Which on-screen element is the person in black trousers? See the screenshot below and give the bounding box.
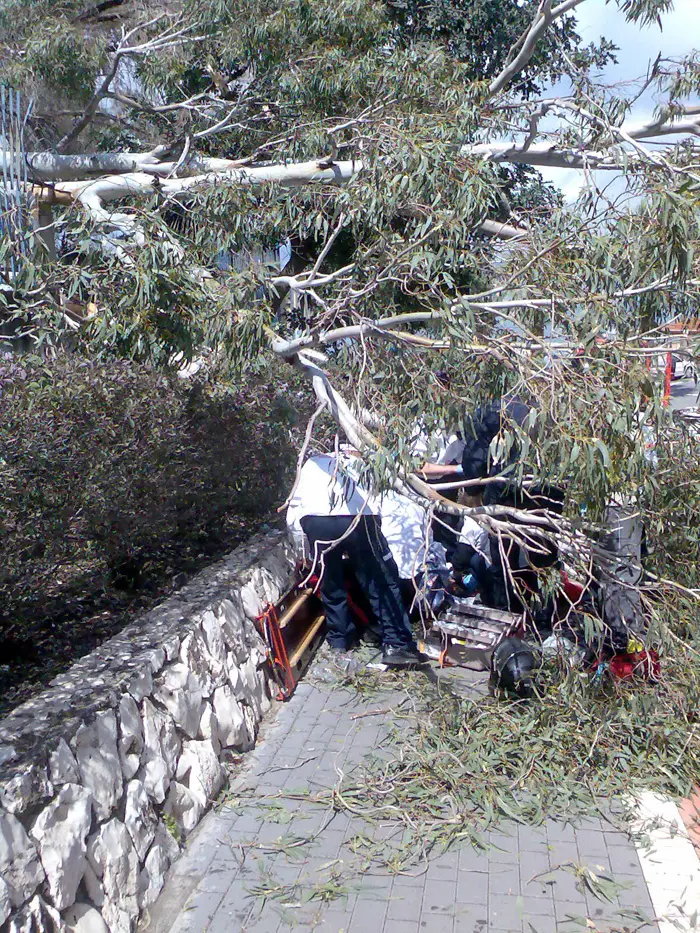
[460,399,564,613]
[300,513,420,664]
[286,455,423,667]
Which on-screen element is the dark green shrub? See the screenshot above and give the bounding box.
[0,353,307,661]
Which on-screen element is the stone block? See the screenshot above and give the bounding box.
[7,894,65,933]
[212,686,246,749]
[239,582,263,621]
[217,598,247,658]
[153,663,204,739]
[197,702,221,756]
[139,699,180,804]
[0,875,12,926]
[125,665,153,705]
[137,823,179,910]
[199,611,228,672]
[48,740,80,787]
[241,706,256,751]
[124,780,157,862]
[30,783,93,911]
[0,764,54,816]
[100,900,132,933]
[63,903,109,933]
[0,809,46,908]
[163,782,203,836]
[226,656,244,695]
[176,740,224,809]
[179,631,219,697]
[0,745,17,767]
[86,819,139,932]
[72,712,123,821]
[117,695,143,781]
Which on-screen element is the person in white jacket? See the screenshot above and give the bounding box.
[286,454,422,667]
[376,490,447,581]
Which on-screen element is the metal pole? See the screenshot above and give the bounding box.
[0,84,12,278]
[663,351,673,406]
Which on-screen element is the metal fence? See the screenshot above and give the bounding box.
[0,85,32,280]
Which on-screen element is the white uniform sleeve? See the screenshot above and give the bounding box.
[458,515,491,565]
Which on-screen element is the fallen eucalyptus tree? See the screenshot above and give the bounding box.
[0,0,698,608]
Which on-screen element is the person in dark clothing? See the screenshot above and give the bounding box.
[286,454,422,667]
[460,399,564,612]
[300,514,416,656]
[451,540,496,605]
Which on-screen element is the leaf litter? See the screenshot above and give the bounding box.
[221,603,700,928]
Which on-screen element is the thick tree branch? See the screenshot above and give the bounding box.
[488,0,587,98]
[56,15,207,152]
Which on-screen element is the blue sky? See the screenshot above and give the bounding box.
[539,0,700,198]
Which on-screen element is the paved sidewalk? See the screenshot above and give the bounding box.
[146,668,660,933]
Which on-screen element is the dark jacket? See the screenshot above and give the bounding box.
[461,399,532,506]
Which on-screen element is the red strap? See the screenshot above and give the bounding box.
[256,603,296,701]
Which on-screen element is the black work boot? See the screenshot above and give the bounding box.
[382,644,429,667]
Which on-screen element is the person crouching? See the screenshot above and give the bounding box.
[286,454,423,667]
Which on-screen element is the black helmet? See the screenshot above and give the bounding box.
[492,637,536,698]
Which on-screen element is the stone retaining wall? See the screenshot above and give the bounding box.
[0,530,296,933]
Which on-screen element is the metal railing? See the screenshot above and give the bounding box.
[0,85,32,280]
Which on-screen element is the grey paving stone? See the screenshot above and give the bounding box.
[426,851,460,881]
[490,827,520,852]
[578,854,613,875]
[522,915,557,933]
[232,811,266,835]
[573,829,608,858]
[422,878,457,915]
[544,842,579,868]
[311,908,356,931]
[546,870,583,903]
[602,829,635,848]
[310,829,346,859]
[380,920,421,933]
[200,882,252,933]
[456,870,488,905]
[608,844,643,875]
[489,864,521,896]
[520,895,555,918]
[584,897,615,921]
[454,902,489,931]
[393,870,428,887]
[199,861,239,894]
[519,850,551,885]
[420,915,455,933]
[488,893,524,931]
[545,823,576,844]
[489,847,520,866]
[574,816,603,832]
[349,896,388,932]
[552,898,588,922]
[518,827,549,854]
[387,882,424,920]
[457,842,488,869]
[239,913,281,933]
[263,858,302,886]
[616,876,655,909]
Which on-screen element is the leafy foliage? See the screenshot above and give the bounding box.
[0,0,699,721]
[388,0,616,98]
[0,353,313,711]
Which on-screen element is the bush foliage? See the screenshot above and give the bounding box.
[0,353,310,702]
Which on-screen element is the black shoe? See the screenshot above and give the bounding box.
[382,645,429,667]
